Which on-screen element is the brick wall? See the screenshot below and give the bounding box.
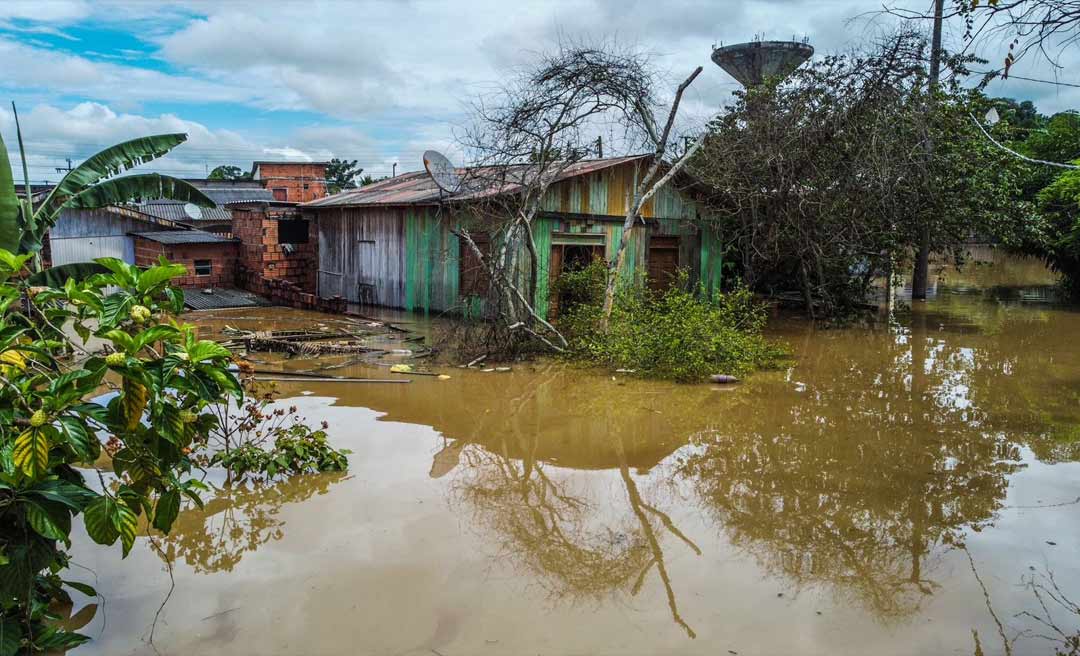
[232,206,318,293]
[253,162,328,202]
[132,236,238,288]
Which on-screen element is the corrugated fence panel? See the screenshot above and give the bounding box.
[51,235,133,266]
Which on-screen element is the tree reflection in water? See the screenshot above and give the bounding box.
[158,472,347,574]
[442,369,703,637]
[676,306,1030,620]
[451,435,701,638]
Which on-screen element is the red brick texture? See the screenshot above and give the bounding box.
[231,206,344,313]
[132,236,237,288]
[253,162,328,203]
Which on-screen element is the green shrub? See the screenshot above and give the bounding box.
[558,262,786,382]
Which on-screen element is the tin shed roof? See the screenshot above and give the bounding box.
[303,155,649,209]
[130,230,239,245]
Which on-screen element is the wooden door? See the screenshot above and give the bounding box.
[647,236,679,292]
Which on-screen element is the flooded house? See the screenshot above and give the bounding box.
[302,155,725,317]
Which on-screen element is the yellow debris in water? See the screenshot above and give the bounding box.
[390,364,413,373]
[438,374,451,380]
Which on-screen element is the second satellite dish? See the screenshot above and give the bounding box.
[183,202,203,221]
[423,150,460,194]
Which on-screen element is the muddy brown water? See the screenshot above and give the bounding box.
[71,253,1080,655]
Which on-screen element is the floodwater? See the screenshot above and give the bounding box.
[71,252,1080,655]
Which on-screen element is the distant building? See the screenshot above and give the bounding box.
[134,179,275,234]
[250,161,329,203]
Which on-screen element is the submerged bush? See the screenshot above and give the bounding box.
[556,262,786,382]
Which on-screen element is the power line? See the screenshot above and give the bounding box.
[972,70,1080,88]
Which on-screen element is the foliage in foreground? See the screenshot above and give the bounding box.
[0,252,349,654]
[0,253,238,653]
[202,383,349,481]
[555,262,786,382]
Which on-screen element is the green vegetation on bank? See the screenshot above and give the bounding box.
[555,262,786,382]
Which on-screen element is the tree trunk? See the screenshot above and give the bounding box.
[912,0,944,301]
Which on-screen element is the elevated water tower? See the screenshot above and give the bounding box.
[711,38,813,87]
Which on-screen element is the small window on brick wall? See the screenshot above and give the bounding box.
[272,187,288,201]
[277,219,310,244]
[194,259,212,276]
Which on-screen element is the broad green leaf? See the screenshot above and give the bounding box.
[61,174,214,215]
[0,131,20,255]
[100,293,134,327]
[96,259,136,288]
[0,617,23,656]
[82,496,120,546]
[37,133,192,221]
[63,579,97,598]
[57,415,99,462]
[187,340,232,363]
[120,378,149,431]
[136,263,187,293]
[102,329,135,354]
[22,499,70,541]
[112,501,138,556]
[26,479,98,510]
[134,325,180,351]
[27,262,110,288]
[13,429,49,479]
[152,490,180,534]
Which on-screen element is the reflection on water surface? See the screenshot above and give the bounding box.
[73,253,1080,655]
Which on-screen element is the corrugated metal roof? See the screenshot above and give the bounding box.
[182,287,273,310]
[130,230,239,245]
[136,201,234,224]
[303,155,650,208]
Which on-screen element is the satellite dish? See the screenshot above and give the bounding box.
[984,107,1001,126]
[423,150,460,194]
[183,202,203,221]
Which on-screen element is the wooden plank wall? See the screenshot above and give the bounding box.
[315,207,407,307]
[404,207,459,314]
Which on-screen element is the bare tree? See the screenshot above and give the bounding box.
[457,39,708,351]
[883,0,1080,71]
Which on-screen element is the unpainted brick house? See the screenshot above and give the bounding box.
[131,231,239,288]
[232,205,317,293]
[250,161,329,203]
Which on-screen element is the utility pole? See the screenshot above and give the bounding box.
[392,162,398,178]
[54,158,74,175]
[595,136,603,158]
[912,0,944,301]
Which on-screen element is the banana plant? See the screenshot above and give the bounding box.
[0,106,213,275]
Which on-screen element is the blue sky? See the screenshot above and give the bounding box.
[1,0,1076,185]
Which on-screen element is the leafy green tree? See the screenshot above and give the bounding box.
[0,125,212,270]
[326,158,362,194]
[207,165,252,181]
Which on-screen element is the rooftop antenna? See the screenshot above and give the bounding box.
[711,37,814,87]
[422,150,460,195]
[183,202,203,221]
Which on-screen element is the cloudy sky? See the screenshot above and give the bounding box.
[1,0,1076,184]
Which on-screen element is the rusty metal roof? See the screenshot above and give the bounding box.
[302,155,650,209]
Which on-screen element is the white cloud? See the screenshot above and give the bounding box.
[0,102,393,183]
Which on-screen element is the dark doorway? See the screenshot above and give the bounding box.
[549,242,604,319]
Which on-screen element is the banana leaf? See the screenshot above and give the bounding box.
[26,262,108,288]
[59,174,214,211]
[0,130,19,254]
[38,133,190,221]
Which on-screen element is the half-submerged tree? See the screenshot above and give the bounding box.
[457,40,706,352]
